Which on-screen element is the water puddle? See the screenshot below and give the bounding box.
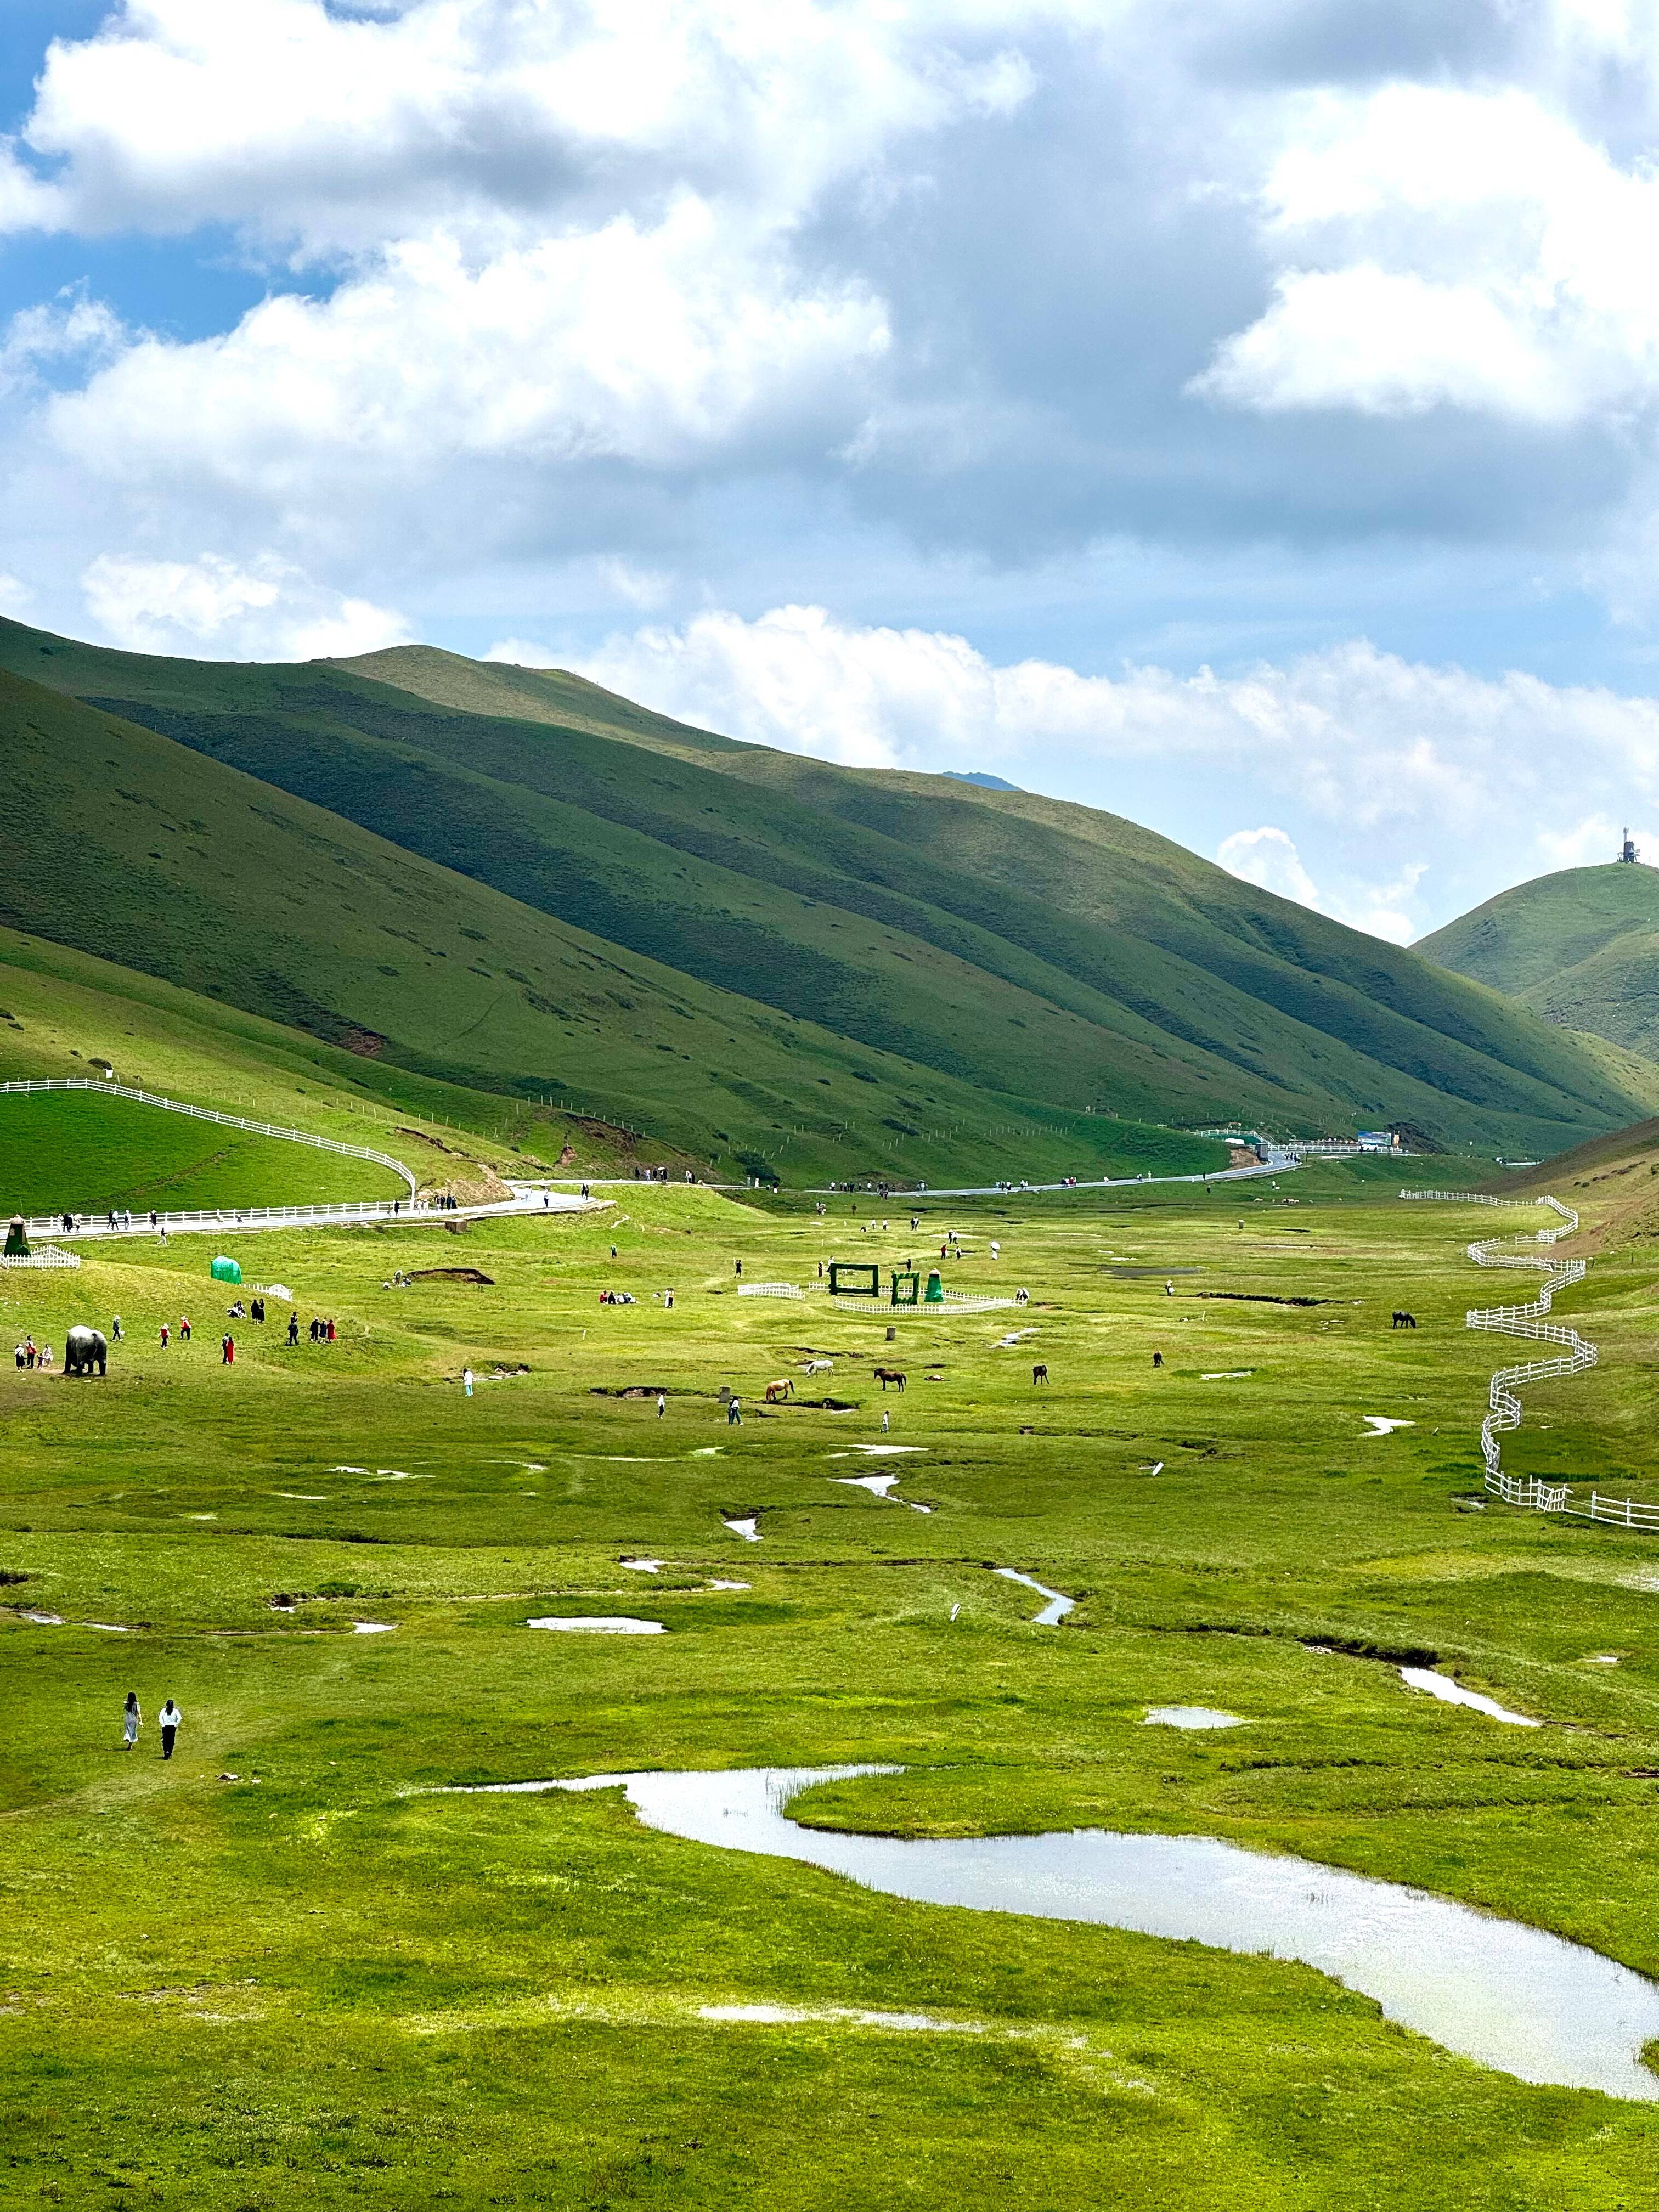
[723,1516,760,1543]
[331,1464,369,1473]
[1144,1707,1243,1730]
[829,1445,926,1458]
[527,1616,667,1635]
[20,1610,63,1626]
[991,1568,1075,1625]
[86,1622,132,1633]
[352,1621,396,1635]
[706,1579,751,1592]
[1200,1369,1254,1381]
[620,1558,665,1573]
[698,2003,982,2034]
[1400,1667,1538,1728]
[1364,1417,1415,1437]
[440,1764,1659,2099]
[273,1492,326,1502]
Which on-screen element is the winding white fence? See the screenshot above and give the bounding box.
[1404,1190,1617,1519]
[0,1078,417,1201]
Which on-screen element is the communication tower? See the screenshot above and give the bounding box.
[1620,827,1639,864]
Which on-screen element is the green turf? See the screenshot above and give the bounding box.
[5,1116,1659,2207]
[2,615,1655,1164]
[0,1088,409,1215]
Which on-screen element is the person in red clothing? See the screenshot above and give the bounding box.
[179,1314,191,1342]
[221,1333,234,1365]
[326,1317,336,1343]
[159,1323,169,1349]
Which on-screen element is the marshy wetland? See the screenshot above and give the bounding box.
[8,1150,1659,2206]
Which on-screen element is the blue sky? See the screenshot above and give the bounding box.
[6,2,1659,943]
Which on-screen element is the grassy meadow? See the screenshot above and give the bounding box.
[3,1125,1659,2207]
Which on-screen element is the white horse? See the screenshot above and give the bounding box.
[803,1358,834,1375]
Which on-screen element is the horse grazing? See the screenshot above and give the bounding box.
[1031,1363,1049,1385]
[803,1358,833,1376]
[764,1378,794,1402]
[1391,1310,1418,1330]
[873,1367,907,1392]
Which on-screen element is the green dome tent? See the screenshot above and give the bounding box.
[210,1255,242,1285]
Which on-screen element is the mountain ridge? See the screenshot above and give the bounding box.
[1,614,1656,1166]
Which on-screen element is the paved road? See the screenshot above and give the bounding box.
[22,1186,604,1244]
[849,1155,1302,1201]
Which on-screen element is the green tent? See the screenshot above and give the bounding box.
[210,1255,242,1285]
[4,1216,29,1259]
[923,1268,945,1305]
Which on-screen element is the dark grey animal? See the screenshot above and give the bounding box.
[64,1325,108,1376]
[1032,1363,1049,1384]
[1391,1310,1418,1329]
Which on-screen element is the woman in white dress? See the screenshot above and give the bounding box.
[122,1691,140,1751]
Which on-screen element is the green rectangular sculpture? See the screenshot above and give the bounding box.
[890,1270,921,1306]
[828,1261,879,1297]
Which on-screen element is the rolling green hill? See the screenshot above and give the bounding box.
[0,670,1215,1184]
[3,616,1658,1167]
[1417,865,1659,1061]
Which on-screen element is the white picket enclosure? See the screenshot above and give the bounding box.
[1401,1191,1656,1526]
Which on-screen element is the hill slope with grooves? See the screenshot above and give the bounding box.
[1418,864,1659,1061]
[2,617,1657,1160]
[0,666,1217,1184]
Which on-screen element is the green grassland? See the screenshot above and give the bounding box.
[0,1090,410,1216]
[1419,862,1659,1060]
[2,616,1655,1163]
[6,1110,1659,2207]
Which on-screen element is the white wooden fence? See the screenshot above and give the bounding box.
[1401,1192,1651,1525]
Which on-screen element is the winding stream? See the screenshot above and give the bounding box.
[439,1764,1659,2098]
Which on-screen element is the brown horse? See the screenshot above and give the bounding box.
[764,1378,794,1402]
[1032,1363,1049,1385]
[873,1367,907,1391]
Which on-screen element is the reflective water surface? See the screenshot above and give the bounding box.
[448,1764,1659,2098]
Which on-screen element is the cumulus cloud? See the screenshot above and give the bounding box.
[1217,825,1424,944]
[81,551,409,659]
[1198,78,1659,424]
[489,602,1659,936]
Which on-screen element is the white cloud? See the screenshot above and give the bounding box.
[81,551,409,659]
[1198,81,1659,424]
[1217,826,1424,944]
[7,0,1047,255]
[562,604,1659,828]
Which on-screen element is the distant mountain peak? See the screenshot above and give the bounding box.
[941,769,1020,791]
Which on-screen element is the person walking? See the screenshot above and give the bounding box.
[463,1367,475,1398]
[221,1333,234,1365]
[656,1392,666,1418]
[24,1337,35,1369]
[159,1226,167,1248]
[180,1315,191,1342]
[158,1699,181,1760]
[726,1393,742,1425]
[287,1311,299,1345]
[159,1323,169,1350]
[111,1315,123,1342]
[122,1691,141,1751]
[734,1259,742,1278]
[12,1343,22,1372]
[881,1408,890,1434]
[326,1318,336,1343]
